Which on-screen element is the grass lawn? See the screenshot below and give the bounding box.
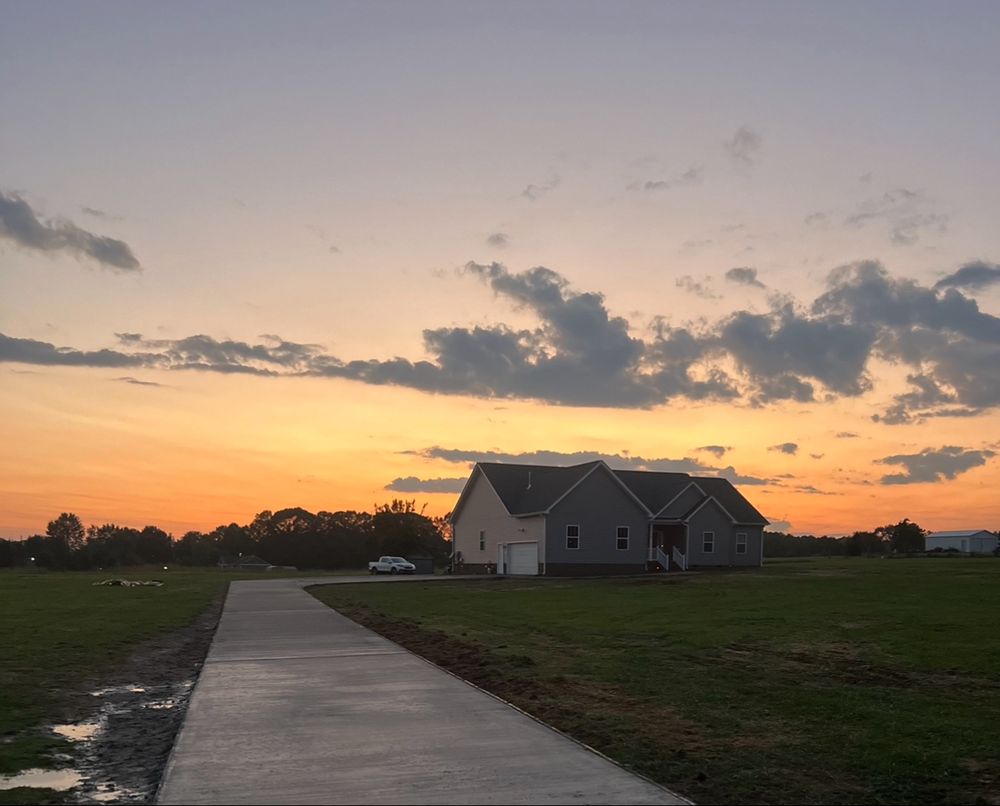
[310,558,1000,805]
[0,567,341,790]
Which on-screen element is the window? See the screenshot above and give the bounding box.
[616,526,629,551]
[736,532,747,554]
[479,530,485,551]
[566,524,580,550]
[702,531,715,553]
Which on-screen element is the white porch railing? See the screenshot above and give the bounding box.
[656,546,671,570]
[672,546,687,571]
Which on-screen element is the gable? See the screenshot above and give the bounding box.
[549,463,650,519]
[656,483,705,519]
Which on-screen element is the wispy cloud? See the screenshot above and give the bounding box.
[385,476,467,493]
[675,275,719,299]
[630,166,702,192]
[933,261,1000,293]
[486,232,510,248]
[725,267,765,289]
[522,175,560,201]
[724,126,762,165]
[0,190,140,271]
[877,446,995,485]
[769,442,799,455]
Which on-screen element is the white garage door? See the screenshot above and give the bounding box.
[508,542,538,576]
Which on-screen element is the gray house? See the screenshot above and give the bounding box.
[450,460,768,576]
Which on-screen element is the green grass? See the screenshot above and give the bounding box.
[0,567,339,779]
[309,558,1000,805]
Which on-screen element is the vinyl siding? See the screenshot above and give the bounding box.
[453,470,545,568]
[686,499,763,567]
[658,484,704,518]
[545,467,649,567]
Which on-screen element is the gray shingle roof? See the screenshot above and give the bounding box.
[473,461,767,524]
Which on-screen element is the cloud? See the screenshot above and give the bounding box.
[522,175,560,201]
[2,257,997,422]
[114,376,164,387]
[933,261,1000,293]
[632,166,702,192]
[725,267,765,289]
[844,188,947,246]
[877,446,995,485]
[695,445,730,458]
[486,232,509,248]
[676,275,719,299]
[765,518,791,532]
[809,453,824,460]
[724,127,762,165]
[0,190,140,271]
[409,446,717,474]
[80,206,122,221]
[769,442,799,455]
[836,431,860,438]
[385,476,467,493]
[804,212,828,226]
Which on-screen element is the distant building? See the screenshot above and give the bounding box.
[925,530,998,555]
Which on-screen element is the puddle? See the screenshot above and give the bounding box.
[0,767,81,791]
[53,721,103,741]
[89,684,146,697]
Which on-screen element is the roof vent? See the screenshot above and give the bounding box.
[526,471,532,490]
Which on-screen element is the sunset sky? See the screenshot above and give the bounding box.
[2,1,999,538]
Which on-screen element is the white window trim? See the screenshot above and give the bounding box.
[566,524,581,550]
[616,525,629,551]
[702,530,715,553]
[736,531,747,554]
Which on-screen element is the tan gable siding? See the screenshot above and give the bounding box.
[453,470,545,568]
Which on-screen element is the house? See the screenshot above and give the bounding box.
[925,530,998,555]
[450,460,768,576]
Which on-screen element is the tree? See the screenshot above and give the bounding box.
[47,512,85,552]
[876,519,925,554]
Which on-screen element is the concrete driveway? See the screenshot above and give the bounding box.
[157,576,688,805]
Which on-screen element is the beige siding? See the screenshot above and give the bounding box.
[453,471,545,567]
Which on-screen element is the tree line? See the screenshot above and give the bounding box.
[0,500,452,571]
[763,519,994,557]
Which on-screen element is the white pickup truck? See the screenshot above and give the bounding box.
[368,556,416,575]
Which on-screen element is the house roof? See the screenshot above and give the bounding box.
[468,461,767,525]
[926,530,995,539]
[477,461,600,515]
[237,554,271,566]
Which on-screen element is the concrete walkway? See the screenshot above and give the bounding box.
[157,576,688,805]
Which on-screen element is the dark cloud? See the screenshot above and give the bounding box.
[486,232,510,248]
[385,476,467,493]
[877,446,996,485]
[522,175,560,201]
[725,267,765,289]
[114,376,164,387]
[933,261,1000,293]
[695,445,730,458]
[632,167,702,192]
[409,446,716,474]
[0,190,140,271]
[724,127,762,165]
[836,432,860,438]
[810,453,824,460]
[1,258,997,421]
[407,446,774,486]
[769,442,799,455]
[675,275,719,299]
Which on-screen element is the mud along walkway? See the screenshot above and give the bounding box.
[157,576,686,805]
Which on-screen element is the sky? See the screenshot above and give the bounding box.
[2,1,999,538]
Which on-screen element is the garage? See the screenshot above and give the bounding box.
[506,542,539,576]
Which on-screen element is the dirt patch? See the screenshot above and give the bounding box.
[44,591,225,803]
[320,598,807,805]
